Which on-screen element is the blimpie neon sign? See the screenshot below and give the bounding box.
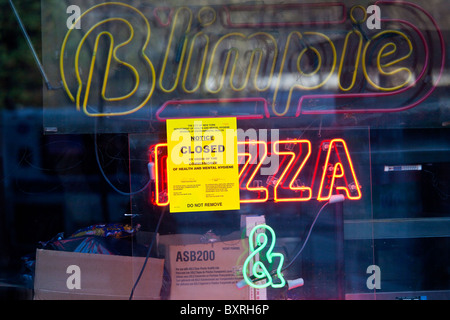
[58,1,444,120]
[150,138,361,206]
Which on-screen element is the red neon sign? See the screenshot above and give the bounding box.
[312,139,362,201]
[272,140,312,202]
[149,138,362,206]
[238,141,269,203]
[150,143,170,206]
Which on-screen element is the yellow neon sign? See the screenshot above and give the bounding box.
[60,2,155,117]
[58,1,443,118]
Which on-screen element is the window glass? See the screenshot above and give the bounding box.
[0,0,449,301]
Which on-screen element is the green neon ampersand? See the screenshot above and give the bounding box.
[243,224,286,289]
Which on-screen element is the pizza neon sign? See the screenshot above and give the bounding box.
[149,138,362,206]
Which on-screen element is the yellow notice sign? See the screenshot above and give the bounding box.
[166,118,240,213]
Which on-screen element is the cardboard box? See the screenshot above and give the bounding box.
[166,239,250,300]
[34,249,164,300]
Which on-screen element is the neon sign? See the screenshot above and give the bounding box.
[313,139,362,201]
[243,224,285,289]
[272,140,312,202]
[55,1,444,122]
[149,138,362,206]
[238,141,269,204]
